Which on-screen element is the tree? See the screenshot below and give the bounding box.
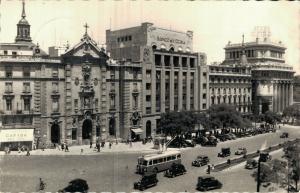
[207,104,247,130]
[283,104,300,124]
[159,111,197,136]
[262,111,281,126]
[283,140,300,191]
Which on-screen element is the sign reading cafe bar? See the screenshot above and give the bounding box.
[0,129,34,142]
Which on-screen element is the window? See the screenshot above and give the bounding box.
[133,95,138,108]
[110,95,115,108]
[6,70,12,78]
[12,51,17,58]
[182,57,187,67]
[4,50,7,55]
[146,83,151,90]
[203,93,207,99]
[23,68,30,78]
[146,70,151,79]
[52,98,59,112]
[146,107,151,114]
[167,156,172,161]
[153,159,158,164]
[74,99,78,109]
[155,55,161,66]
[6,98,12,111]
[117,38,120,42]
[52,67,58,77]
[5,82,13,93]
[190,58,195,68]
[133,69,138,79]
[72,128,77,140]
[23,82,30,93]
[24,98,31,111]
[146,95,151,102]
[202,103,206,109]
[177,154,181,159]
[52,82,59,93]
[149,160,152,165]
[95,98,98,109]
[203,83,207,89]
[173,56,179,67]
[128,36,132,41]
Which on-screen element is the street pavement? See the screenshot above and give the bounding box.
[0,124,299,192]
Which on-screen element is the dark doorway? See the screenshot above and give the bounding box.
[82,119,92,139]
[96,126,100,137]
[262,102,269,114]
[51,124,60,143]
[109,118,115,136]
[146,121,151,137]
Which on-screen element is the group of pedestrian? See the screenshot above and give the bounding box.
[206,164,215,174]
[54,142,69,152]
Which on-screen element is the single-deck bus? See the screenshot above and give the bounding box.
[136,150,182,174]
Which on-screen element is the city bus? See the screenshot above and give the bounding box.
[136,150,182,174]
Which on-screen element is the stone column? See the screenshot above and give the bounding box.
[284,83,288,110]
[160,55,165,113]
[170,56,175,111]
[273,83,278,112]
[78,119,83,145]
[186,61,191,110]
[258,97,262,114]
[178,57,183,110]
[92,119,96,143]
[289,82,293,105]
[278,83,282,112]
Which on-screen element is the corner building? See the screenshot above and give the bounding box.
[222,38,295,114]
[106,22,208,138]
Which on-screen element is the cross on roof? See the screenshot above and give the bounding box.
[84,23,89,35]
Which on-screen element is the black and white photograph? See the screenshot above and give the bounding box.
[0,0,299,192]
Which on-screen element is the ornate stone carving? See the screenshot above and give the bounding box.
[94,78,98,86]
[75,77,79,86]
[82,63,91,81]
[143,48,151,63]
[130,111,141,126]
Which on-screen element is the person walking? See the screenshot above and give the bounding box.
[26,149,30,156]
[90,141,93,148]
[207,164,211,174]
[109,142,112,149]
[61,143,64,151]
[39,178,46,191]
[96,142,100,152]
[65,144,69,152]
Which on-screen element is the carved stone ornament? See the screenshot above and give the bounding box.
[94,78,98,86]
[75,77,79,86]
[82,63,91,81]
[130,111,141,126]
[143,48,151,63]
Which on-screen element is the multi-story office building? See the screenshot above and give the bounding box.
[208,63,252,113]
[222,37,295,114]
[106,22,208,137]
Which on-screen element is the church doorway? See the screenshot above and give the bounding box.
[146,121,151,137]
[109,118,115,136]
[82,119,92,139]
[51,123,60,143]
[262,102,270,114]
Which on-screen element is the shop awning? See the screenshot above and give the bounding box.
[131,128,143,135]
[0,129,34,143]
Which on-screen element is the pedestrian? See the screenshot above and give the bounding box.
[65,144,69,152]
[109,142,112,149]
[61,143,64,151]
[26,149,30,156]
[116,138,118,145]
[90,141,93,148]
[81,148,84,154]
[39,178,46,191]
[97,143,100,152]
[57,143,61,151]
[207,164,211,174]
[53,143,56,149]
[211,164,215,171]
[129,140,132,148]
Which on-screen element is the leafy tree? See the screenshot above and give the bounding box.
[207,104,246,129]
[283,104,300,124]
[262,111,281,126]
[159,111,197,136]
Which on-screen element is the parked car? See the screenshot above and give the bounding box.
[280,132,289,138]
[164,163,186,178]
[245,159,258,169]
[196,176,222,191]
[201,136,218,146]
[218,147,231,157]
[192,155,210,167]
[58,179,89,193]
[227,133,237,140]
[235,147,247,155]
[185,139,195,147]
[133,173,158,191]
[217,134,228,142]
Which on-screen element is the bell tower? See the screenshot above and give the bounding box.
[15,0,32,42]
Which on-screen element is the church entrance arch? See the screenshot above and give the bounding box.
[146,121,151,137]
[82,119,92,139]
[109,118,116,136]
[51,123,60,143]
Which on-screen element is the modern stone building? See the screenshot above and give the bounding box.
[208,63,252,114]
[106,22,208,137]
[222,37,295,114]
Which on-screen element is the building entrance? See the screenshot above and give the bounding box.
[51,124,60,143]
[82,119,92,139]
[109,118,115,136]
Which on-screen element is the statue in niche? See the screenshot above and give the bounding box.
[131,111,141,126]
[82,63,91,82]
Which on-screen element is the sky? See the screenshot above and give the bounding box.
[0,0,299,74]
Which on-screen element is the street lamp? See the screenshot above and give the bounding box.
[257,152,269,192]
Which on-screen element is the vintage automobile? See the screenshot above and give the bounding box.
[164,163,186,178]
[280,132,289,138]
[201,136,218,146]
[58,179,89,193]
[245,159,258,169]
[235,147,247,155]
[227,133,237,140]
[192,155,210,167]
[217,134,228,142]
[217,147,231,157]
[196,176,222,191]
[133,173,158,191]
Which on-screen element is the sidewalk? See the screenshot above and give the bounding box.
[0,141,159,156]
